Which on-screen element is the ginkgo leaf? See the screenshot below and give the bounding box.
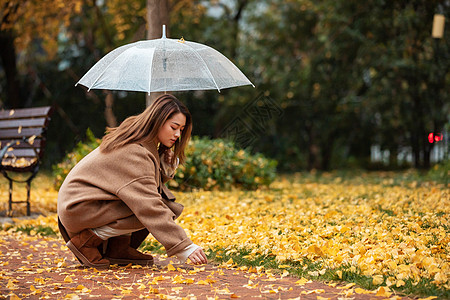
[6,294,20,300]
[337,283,355,289]
[7,279,19,290]
[354,287,373,294]
[295,278,310,285]
[372,275,384,285]
[278,264,290,268]
[301,289,325,294]
[375,286,392,297]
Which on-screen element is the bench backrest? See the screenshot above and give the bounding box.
[0,106,53,170]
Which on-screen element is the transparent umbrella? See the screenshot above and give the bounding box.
[76,26,254,94]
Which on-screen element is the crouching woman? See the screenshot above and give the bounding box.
[57,94,207,268]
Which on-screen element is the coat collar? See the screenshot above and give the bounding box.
[139,138,160,165]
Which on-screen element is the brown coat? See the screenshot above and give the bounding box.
[57,139,192,257]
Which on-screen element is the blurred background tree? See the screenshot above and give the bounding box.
[0,0,448,171]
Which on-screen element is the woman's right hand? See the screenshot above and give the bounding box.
[188,247,208,265]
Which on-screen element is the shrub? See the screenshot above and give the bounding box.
[52,129,100,189]
[52,133,277,191]
[427,159,450,184]
[170,137,277,190]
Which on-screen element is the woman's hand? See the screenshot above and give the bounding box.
[188,247,208,265]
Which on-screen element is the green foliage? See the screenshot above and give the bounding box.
[52,129,100,189]
[427,160,450,184]
[52,133,277,191]
[2,0,449,172]
[172,137,277,190]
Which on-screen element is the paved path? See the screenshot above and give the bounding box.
[0,231,414,299]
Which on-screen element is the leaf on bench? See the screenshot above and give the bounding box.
[9,109,15,116]
[18,125,22,134]
[1,157,37,168]
[28,135,37,145]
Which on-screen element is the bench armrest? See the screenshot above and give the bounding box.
[0,141,15,166]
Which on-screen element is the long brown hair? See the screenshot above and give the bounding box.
[100,94,192,164]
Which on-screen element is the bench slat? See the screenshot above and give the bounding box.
[3,148,41,158]
[0,118,48,129]
[0,128,45,139]
[0,107,52,120]
[0,139,43,149]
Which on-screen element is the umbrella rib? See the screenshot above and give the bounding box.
[147,44,156,95]
[182,43,221,92]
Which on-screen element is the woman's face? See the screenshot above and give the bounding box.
[156,112,186,148]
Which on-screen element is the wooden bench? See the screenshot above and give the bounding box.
[0,106,53,216]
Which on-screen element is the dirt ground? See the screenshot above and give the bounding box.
[0,231,415,300]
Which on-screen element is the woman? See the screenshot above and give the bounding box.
[57,94,207,268]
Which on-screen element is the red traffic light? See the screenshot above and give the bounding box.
[428,133,443,143]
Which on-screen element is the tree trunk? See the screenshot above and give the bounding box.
[92,0,118,128]
[411,133,421,168]
[229,0,248,59]
[146,0,169,106]
[306,124,320,170]
[104,91,118,128]
[0,30,22,108]
[389,146,398,168]
[321,137,335,171]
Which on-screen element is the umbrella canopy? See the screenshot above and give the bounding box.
[76,26,254,94]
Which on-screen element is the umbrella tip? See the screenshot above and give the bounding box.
[162,25,166,39]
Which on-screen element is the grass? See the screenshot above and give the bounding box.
[206,246,450,299]
[14,224,57,236]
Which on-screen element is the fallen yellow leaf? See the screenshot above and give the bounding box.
[375,286,392,298]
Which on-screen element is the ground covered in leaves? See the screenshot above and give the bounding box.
[0,171,448,299]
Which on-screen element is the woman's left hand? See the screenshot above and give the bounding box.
[188,247,208,265]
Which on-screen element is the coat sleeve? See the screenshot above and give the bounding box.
[115,149,192,257]
[117,176,192,256]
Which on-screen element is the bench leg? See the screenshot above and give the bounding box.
[3,169,36,216]
[5,175,31,216]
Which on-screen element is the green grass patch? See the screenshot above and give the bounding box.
[14,224,57,236]
[206,246,449,299]
[140,240,166,255]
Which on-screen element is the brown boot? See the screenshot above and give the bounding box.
[130,228,149,249]
[105,235,154,266]
[66,229,110,268]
